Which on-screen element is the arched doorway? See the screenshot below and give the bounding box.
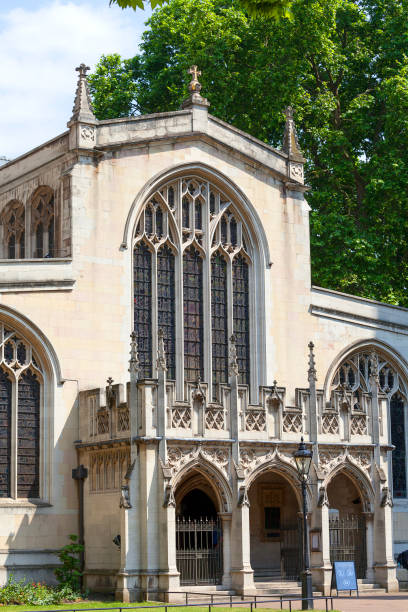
[327,471,367,578]
[248,470,302,581]
[175,471,223,586]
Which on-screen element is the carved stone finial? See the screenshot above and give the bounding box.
[282,105,303,160]
[181,65,210,110]
[157,328,167,372]
[229,334,239,378]
[317,485,329,508]
[69,63,96,124]
[369,351,379,387]
[308,341,317,383]
[106,377,114,409]
[129,332,140,375]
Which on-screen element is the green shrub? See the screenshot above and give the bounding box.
[0,574,80,605]
[55,534,84,590]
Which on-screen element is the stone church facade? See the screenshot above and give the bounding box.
[0,64,407,599]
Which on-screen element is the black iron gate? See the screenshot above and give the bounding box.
[329,514,367,579]
[280,518,303,580]
[176,517,223,585]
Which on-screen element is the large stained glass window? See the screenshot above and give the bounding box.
[158,246,176,379]
[211,252,228,395]
[233,254,250,385]
[133,241,152,378]
[183,246,203,382]
[391,393,406,497]
[0,370,11,497]
[132,176,254,394]
[17,370,40,498]
[0,325,43,499]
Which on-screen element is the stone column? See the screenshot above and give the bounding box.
[219,513,232,588]
[313,485,332,595]
[374,488,398,591]
[115,333,141,602]
[230,495,254,594]
[364,512,375,582]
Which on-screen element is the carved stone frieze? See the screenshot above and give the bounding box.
[318,450,344,474]
[166,445,230,479]
[238,445,296,478]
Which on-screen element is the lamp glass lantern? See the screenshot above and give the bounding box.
[293,437,313,480]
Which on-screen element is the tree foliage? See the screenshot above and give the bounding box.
[109,0,292,18]
[94,0,408,306]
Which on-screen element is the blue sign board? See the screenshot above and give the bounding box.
[331,561,358,595]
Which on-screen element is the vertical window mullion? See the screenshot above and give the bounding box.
[133,242,153,378]
[11,378,17,498]
[211,253,228,400]
[152,248,158,378]
[183,247,203,383]
[157,246,176,379]
[0,370,12,498]
[232,254,250,386]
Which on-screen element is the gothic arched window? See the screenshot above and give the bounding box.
[331,349,407,498]
[0,324,42,499]
[1,200,25,260]
[31,188,55,258]
[133,176,254,397]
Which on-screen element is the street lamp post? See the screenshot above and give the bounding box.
[293,437,314,610]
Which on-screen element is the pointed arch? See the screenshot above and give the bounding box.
[121,162,271,270]
[172,453,233,513]
[323,459,375,513]
[323,338,408,404]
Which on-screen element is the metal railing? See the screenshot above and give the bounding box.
[34,594,335,612]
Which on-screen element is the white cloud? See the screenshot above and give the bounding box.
[0,1,150,159]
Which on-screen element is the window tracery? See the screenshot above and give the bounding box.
[133,176,253,396]
[331,349,407,497]
[31,188,55,258]
[1,201,25,259]
[0,324,42,499]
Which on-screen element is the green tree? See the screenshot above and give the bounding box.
[88,54,139,119]
[109,0,292,18]
[93,0,408,306]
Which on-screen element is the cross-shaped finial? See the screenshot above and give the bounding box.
[76,63,90,77]
[188,65,201,82]
[188,65,202,93]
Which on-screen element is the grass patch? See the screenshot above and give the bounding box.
[0,604,341,612]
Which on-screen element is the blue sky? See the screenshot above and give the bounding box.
[0,1,151,159]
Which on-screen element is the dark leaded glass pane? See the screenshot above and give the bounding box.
[17,343,26,365]
[48,219,54,256]
[133,242,152,378]
[221,216,228,245]
[182,197,190,228]
[168,186,174,209]
[230,217,237,246]
[233,254,250,385]
[157,246,176,379]
[8,235,15,259]
[19,231,25,259]
[0,370,11,498]
[183,246,203,382]
[211,253,228,396]
[391,394,406,497]
[36,223,43,258]
[210,192,215,214]
[195,201,202,230]
[156,207,164,238]
[18,370,40,498]
[4,341,13,364]
[145,207,153,235]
